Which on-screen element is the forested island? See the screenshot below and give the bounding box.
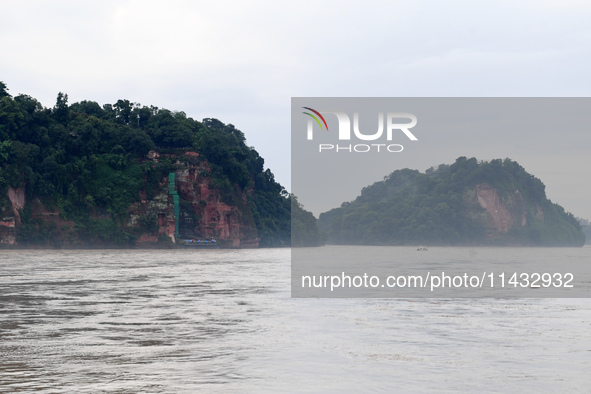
[1,83,584,248]
[318,157,585,246]
[0,82,321,248]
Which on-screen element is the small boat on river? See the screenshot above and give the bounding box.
[180,238,219,248]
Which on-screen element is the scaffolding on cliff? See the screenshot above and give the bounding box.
[168,173,179,240]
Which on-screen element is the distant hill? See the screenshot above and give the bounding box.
[0,82,320,248]
[582,225,591,245]
[318,157,585,246]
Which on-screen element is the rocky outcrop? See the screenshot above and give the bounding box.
[0,217,16,245]
[2,151,260,248]
[174,164,259,247]
[467,183,548,241]
[129,152,259,248]
[475,184,526,233]
[0,186,25,245]
[8,186,25,224]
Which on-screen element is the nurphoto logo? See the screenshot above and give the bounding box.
[302,107,418,153]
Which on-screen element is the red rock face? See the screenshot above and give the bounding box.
[0,218,15,228]
[475,183,531,235]
[2,152,260,248]
[138,234,158,243]
[0,218,16,245]
[1,192,77,246]
[174,165,259,247]
[8,186,25,224]
[476,184,513,233]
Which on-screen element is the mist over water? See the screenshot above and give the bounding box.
[1,249,590,392]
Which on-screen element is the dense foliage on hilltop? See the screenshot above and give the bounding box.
[318,156,584,246]
[0,82,313,247]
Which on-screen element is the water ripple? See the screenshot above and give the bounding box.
[0,248,589,392]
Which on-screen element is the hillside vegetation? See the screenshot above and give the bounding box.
[0,82,318,247]
[318,157,585,246]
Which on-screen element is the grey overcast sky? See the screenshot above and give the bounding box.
[2,1,591,219]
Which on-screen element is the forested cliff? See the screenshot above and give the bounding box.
[0,82,317,248]
[318,157,585,246]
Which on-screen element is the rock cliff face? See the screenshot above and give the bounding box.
[126,153,260,248]
[175,166,259,247]
[8,186,25,224]
[1,151,260,248]
[467,183,545,239]
[0,186,25,245]
[167,156,258,247]
[0,216,16,245]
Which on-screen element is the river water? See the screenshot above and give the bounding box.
[0,248,590,392]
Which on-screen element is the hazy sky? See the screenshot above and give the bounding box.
[2,0,591,218]
[292,98,591,218]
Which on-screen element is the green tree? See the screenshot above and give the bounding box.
[53,92,69,124]
[0,81,9,98]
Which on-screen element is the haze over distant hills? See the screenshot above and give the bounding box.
[318,157,585,247]
[579,219,591,245]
